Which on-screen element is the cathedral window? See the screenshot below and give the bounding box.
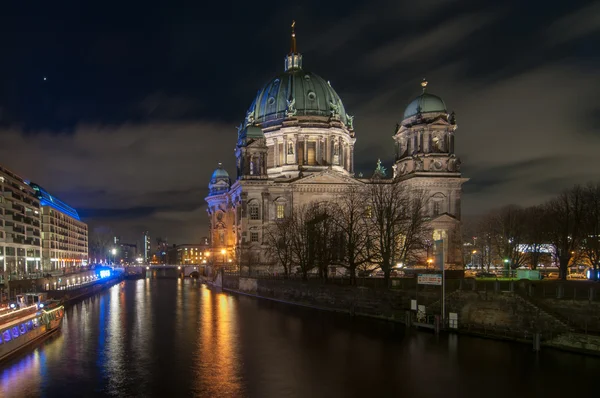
[249,204,259,220]
[276,204,285,219]
[433,201,441,216]
[250,232,259,243]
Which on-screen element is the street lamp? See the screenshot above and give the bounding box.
[111,248,117,265]
[503,258,510,278]
[427,258,433,268]
[221,249,226,264]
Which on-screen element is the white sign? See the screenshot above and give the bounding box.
[449,312,458,329]
[411,299,417,311]
[418,274,442,285]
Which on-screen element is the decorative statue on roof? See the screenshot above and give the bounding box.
[329,100,340,118]
[347,114,355,130]
[246,111,255,126]
[373,159,387,178]
[286,98,297,117]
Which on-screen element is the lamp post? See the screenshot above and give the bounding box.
[221,249,226,265]
[471,250,477,269]
[503,258,510,278]
[111,248,117,265]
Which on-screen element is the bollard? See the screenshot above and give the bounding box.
[590,287,595,303]
[434,315,440,335]
[528,284,534,297]
[405,310,412,328]
[472,280,477,291]
[557,285,564,299]
[509,281,514,293]
[494,281,500,293]
[533,332,541,352]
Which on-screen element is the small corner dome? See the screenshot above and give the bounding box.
[403,92,447,120]
[210,164,230,180]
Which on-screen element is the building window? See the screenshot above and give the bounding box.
[249,204,259,220]
[433,201,441,216]
[364,205,372,218]
[276,204,285,219]
[250,232,259,243]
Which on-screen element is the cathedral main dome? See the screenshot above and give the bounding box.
[245,69,348,126]
[242,22,349,129]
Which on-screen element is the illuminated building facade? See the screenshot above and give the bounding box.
[30,183,88,271]
[205,24,467,271]
[168,244,211,265]
[143,231,151,263]
[0,165,42,280]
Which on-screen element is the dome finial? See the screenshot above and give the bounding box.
[421,78,428,93]
[284,21,303,71]
[290,20,297,54]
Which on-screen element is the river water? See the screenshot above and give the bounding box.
[1,279,598,397]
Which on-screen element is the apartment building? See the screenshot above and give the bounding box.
[0,166,42,280]
[29,183,88,271]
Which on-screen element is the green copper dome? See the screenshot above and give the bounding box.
[210,164,230,180]
[245,68,348,126]
[403,92,447,120]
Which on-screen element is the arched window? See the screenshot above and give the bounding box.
[249,202,260,220]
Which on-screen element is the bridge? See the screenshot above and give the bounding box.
[125,265,205,279]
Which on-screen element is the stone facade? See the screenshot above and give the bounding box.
[205,30,468,272]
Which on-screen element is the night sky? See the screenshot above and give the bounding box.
[1,1,598,245]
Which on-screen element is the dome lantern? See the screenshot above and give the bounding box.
[285,20,303,72]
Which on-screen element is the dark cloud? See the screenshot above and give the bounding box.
[1,0,598,244]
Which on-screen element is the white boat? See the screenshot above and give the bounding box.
[0,293,64,362]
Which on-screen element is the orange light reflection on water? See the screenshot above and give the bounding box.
[194,285,243,396]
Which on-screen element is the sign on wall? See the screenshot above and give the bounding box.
[417,273,442,285]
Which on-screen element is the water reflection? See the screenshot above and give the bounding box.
[193,285,243,396]
[0,279,599,398]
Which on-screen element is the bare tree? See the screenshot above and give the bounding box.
[486,205,527,274]
[369,180,430,286]
[522,205,550,270]
[287,204,319,281]
[308,202,337,281]
[89,226,114,262]
[581,182,600,280]
[264,217,294,278]
[545,186,585,280]
[331,185,372,284]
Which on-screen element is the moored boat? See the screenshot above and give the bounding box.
[0,293,64,362]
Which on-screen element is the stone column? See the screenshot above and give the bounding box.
[350,145,354,173]
[274,138,279,167]
[303,138,308,165]
[284,136,288,165]
[293,136,298,164]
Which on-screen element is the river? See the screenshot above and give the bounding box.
[1,278,598,397]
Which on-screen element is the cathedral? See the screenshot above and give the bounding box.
[205,23,467,272]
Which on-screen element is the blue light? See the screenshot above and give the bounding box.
[39,303,44,309]
[99,270,111,278]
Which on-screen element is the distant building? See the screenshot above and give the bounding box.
[29,182,88,271]
[168,244,210,265]
[143,231,151,263]
[0,165,42,280]
[118,243,138,264]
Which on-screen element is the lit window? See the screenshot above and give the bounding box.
[433,201,441,216]
[364,205,372,218]
[250,232,259,242]
[276,204,285,219]
[249,204,259,220]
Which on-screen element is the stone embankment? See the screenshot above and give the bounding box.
[218,274,600,356]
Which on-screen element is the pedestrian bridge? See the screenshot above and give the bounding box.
[126,265,204,278]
